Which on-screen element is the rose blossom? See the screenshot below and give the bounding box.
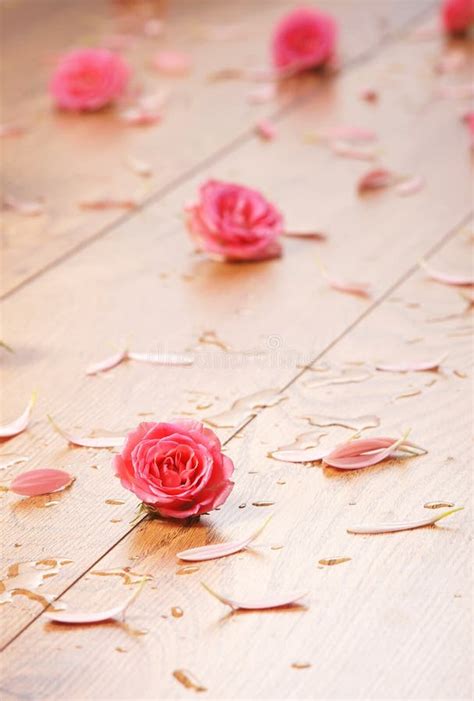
[50,49,130,111]
[186,180,284,262]
[114,420,234,520]
[441,0,474,33]
[271,7,337,73]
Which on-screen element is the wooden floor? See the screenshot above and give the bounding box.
[0,1,472,699]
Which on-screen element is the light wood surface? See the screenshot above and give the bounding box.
[0,1,472,699]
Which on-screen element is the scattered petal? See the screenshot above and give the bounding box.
[152,51,191,75]
[79,198,137,210]
[375,355,446,373]
[396,175,424,196]
[45,578,147,624]
[176,517,271,562]
[357,168,397,193]
[331,141,377,161]
[86,350,128,375]
[119,107,162,126]
[322,270,371,298]
[255,120,277,141]
[0,393,36,439]
[360,88,378,102]
[324,126,377,142]
[48,416,125,448]
[420,261,473,286]
[201,582,306,611]
[128,351,194,366]
[347,506,464,534]
[10,469,74,497]
[2,194,44,216]
[323,433,423,470]
[246,83,276,104]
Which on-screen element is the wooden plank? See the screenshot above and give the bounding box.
[0,0,433,297]
[1,226,471,700]
[0,10,471,649]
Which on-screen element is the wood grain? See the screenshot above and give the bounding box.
[0,0,433,297]
[1,227,471,701]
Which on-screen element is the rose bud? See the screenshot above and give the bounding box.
[50,48,130,111]
[271,7,337,74]
[185,179,283,262]
[114,420,234,520]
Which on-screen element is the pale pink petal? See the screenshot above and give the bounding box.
[396,175,424,196]
[357,168,397,193]
[177,518,271,562]
[283,230,326,240]
[128,351,194,366]
[331,141,376,161]
[201,582,307,610]
[360,88,378,103]
[247,83,276,104]
[10,468,74,497]
[79,199,138,210]
[347,506,464,534]
[375,356,446,372]
[323,272,371,298]
[323,434,414,470]
[255,120,277,141]
[3,194,44,216]
[152,51,191,75]
[86,350,128,375]
[119,108,162,127]
[0,394,36,439]
[324,126,377,142]
[421,261,473,286]
[49,417,125,448]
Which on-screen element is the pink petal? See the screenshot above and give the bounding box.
[331,141,376,161]
[255,120,277,141]
[396,175,424,197]
[323,434,423,470]
[86,350,128,375]
[201,582,307,610]
[375,356,446,373]
[49,417,125,448]
[283,230,326,240]
[347,507,464,534]
[324,273,371,298]
[360,88,378,103]
[324,126,377,142]
[152,51,192,75]
[10,468,74,497]
[177,518,271,562]
[421,261,473,286]
[79,199,138,210]
[3,194,44,216]
[119,108,162,127]
[246,83,276,104]
[0,394,36,439]
[128,351,194,366]
[357,168,397,193]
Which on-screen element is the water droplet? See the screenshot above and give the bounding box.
[176,566,200,576]
[115,646,127,653]
[197,330,231,351]
[424,501,455,509]
[252,501,275,507]
[291,662,311,670]
[171,606,184,618]
[318,557,351,566]
[304,366,371,389]
[205,389,286,428]
[304,414,380,431]
[90,568,151,586]
[105,499,125,505]
[0,454,29,470]
[173,669,207,692]
[238,503,246,509]
[0,558,73,606]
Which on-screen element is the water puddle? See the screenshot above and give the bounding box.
[205,389,286,428]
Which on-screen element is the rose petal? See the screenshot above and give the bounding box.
[201,582,307,610]
[396,175,424,196]
[152,51,192,75]
[324,273,371,298]
[128,351,194,366]
[357,168,397,193]
[10,468,74,497]
[331,141,377,161]
[255,120,277,141]
[375,356,446,372]
[0,393,36,439]
[421,261,473,286]
[323,434,410,470]
[49,416,125,448]
[247,83,276,104]
[177,517,271,562]
[3,194,44,216]
[347,506,464,534]
[86,350,128,375]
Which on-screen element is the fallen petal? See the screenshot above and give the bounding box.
[177,517,271,562]
[331,141,377,161]
[10,469,74,497]
[48,416,125,448]
[347,506,464,534]
[3,194,44,216]
[396,175,424,197]
[375,356,446,373]
[86,350,128,375]
[255,120,277,141]
[323,272,371,298]
[128,351,194,366]
[152,51,191,75]
[323,434,411,470]
[0,393,36,439]
[201,582,306,610]
[246,83,276,104]
[357,168,397,193]
[420,261,473,286]
[119,108,162,127]
[324,126,377,142]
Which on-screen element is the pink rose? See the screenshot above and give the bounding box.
[114,420,234,520]
[441,0,474,32]
[50,49,130,111]
[186,180,283,262]
[271,7,337,73]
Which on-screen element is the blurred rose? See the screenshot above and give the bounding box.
[50,49,129,111]
[114,420,234,520]
[441,0,474,33]
[271,7,337,73]
[186,180,283,262]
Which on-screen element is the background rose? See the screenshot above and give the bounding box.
[442,0,474,32]
[186,179,284,262]
[114,420,234,519]
[272,7,337,73]
[50,49,130,111]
